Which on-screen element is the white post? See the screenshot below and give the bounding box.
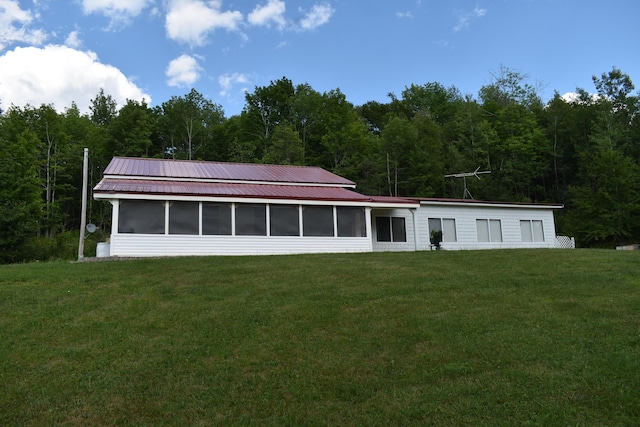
[77,148,89,261]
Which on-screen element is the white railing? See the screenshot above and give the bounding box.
[554,235,576,249]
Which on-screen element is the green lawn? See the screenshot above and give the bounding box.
[1,249,639,425]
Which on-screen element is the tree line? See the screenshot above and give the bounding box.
[1,66,638,262]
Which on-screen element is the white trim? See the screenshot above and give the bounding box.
[94,191,418,209]
[420,200,563,210]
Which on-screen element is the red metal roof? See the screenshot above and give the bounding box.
[94,178,375,202]
[103,157,355,186]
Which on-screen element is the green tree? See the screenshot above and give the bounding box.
[0,114,42,263]
[89,88,117,127]
[263,123,304,165]
[108,99,154,157]
[243,77,295,156]
[156,89,225,160]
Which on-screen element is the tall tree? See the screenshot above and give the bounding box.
[107,99,155,157]
[157,89,225,160]
[243,77,295,156]
[0,110,42,262]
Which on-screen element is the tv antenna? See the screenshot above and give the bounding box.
[445,167,491,199]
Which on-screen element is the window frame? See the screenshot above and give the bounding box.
[520,219,545,242]
[375,216,406,242]
[428,217,457,242]
[476,218,503,243]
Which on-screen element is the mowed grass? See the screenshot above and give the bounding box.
[1,249,639,426]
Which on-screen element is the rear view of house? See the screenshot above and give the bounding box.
[93,157,563,257]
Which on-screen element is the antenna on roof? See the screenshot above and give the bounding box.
[445,167,491,199]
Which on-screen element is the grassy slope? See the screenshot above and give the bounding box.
[1,250,639,425]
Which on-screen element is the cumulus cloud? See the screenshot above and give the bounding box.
[0,0,48,50]
[218,72,250,97]
[453,6,487,32]
[81,0,154,26]
[0,45,150,113]
[299,3,334,31]
[165,0,243,46]
[65,30,82,48]
[248,0,286,29]
[166,54,201,87]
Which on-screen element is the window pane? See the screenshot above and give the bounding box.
[270,205,299,236]
[428,218,441,234]
[532,220,545,242]
[520,220,533,242]
[476,219,489,242]
[376,217,391,242]
[303,206,334,236]
[443,219,457,242]
[392,217,406,242]
[169,201,198,235]
[490,219,502,242]
[236,204,266,236]
[337,207,366,237]
[202,203,231,235]
[118,200,165,234]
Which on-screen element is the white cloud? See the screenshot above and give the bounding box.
[165,0,243,47]
[65,30,82,48]
[299,3,334,31]
[248,0,286,29]
[474,7,487,17]
[166,54,201,87]
[453,6,487,32]
[81,0,153,21]
[0,45,150,113]
[0,0,48,51]
[396,11,413,19]
[218,72,250,97]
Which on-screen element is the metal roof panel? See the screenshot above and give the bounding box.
[103,157,355,186]
[94,179,375,202]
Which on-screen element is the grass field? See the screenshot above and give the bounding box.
[1,249,639,425]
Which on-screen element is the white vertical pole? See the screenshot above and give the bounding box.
[77,148,89,261]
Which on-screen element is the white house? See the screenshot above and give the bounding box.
[93,157,563,257]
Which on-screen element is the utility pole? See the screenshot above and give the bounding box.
[77,148,89,261]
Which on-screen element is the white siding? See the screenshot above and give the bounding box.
[416,204,558,250]
[371,208,416,252]
[109,234,372,257]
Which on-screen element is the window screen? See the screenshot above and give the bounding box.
[303,206,334,236]
[118,200,165,234]
[270,205,300,236]
[337,207,366,237]
[235,204,266,236]
[202,203,232,235]
[169,201,199,235]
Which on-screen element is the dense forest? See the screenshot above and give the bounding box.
[1,66,639,262]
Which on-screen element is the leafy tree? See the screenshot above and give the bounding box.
[243,77,295,155]
[263,123,304,165]
[291,83,323,162]
[478,67,549,201]
[0,113,42,262]
[107,99,155,157]
[156,89,225,160]
[89,88,117,127]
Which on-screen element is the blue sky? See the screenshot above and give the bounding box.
[0,0,638,117]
